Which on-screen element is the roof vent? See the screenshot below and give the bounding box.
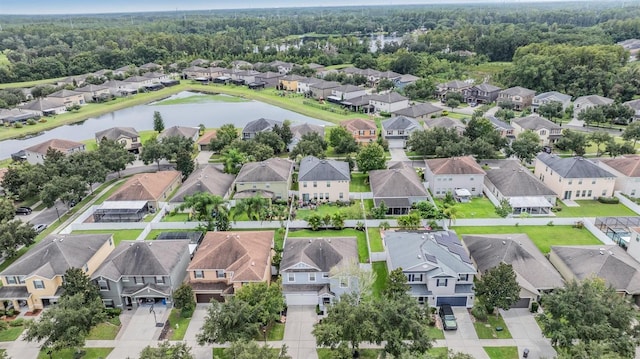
[609,250,614,255]
[309,239,312,243]
[59,238,64,242]
[130,243,134,246]
[599,249,605,255]
[328,239,331,243]
[251,261,255,266]
[417,254,422,259]
[429,235,435,241]
[421,235,425,240]
[502,241,506,245]
[148,242,152,246]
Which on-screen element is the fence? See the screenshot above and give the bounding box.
[615,191,640,215]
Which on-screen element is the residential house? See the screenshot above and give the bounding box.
[113,65,137,77]
[155,232,204,258]
[424,117,466,136]
[157,126,200,142]
[511,116,562,146]
[139,62,163,72]
[122,76,152,89]
[384,230,477,307]
[574,95,614,117]
[624,99,640,122]
[534,153,616,200]
[242,118,283,140]
[531,91,572,113]
[0,234,115,312]
[183,66,210,80]
[330,85,367,101]
[482,159,556,215]
[106,170,182,212]
[0,108,40,126]
[170,165,235,202]
[369,163,429,215]
[24,139,86,165]
[309,80,341,100]
[486,116,514,138]
[392,102,444,120]
[75,84,111,103]
[288,123,325,152]
[279,75,307,91]
[255,72,284,88]
[281,237,358,311]
[396,74,420,89]
[231,70,261,85]
[47,89,85,107]
[463,234,564,308]
[298,156,350,203]
[462,83,501,104]
[297,77,322,95]
[235,159,294,200]
[341,118,377,144]
[231,60,253,70]
[95,127,141,152]
[190,59,210,67]
[497,86,536,111]
[269,61,295,74]
[91,240,190,308]
[56,75,88,87]
[369,92,409,113]
[188,231,273,303]
[379,70,402,82]
[19,98,66,116]
[143,72,169,83]
[381,115,420,148]
[341,95,375,113]
[597,155,640,198]
[197,130,217,151]
[435,80,473,101]
[102,80,132,97]
[424,156,486,198]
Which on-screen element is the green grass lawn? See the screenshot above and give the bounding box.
[555,200,637,217]
[474,314,512,339]
[86,321,120,340]
[317,349,381,359]
[145,228,199,240]
[253,322,285,341]
[350,173,370,192]
[167,309,191,340]
[37,348,114,359]
[483,346,519,359]
[427,325,445,340]
[214,347,283,359]
[0,76,66,90]
[435,197,500,219]
[452,225,601,254]
[296,202,364,220]
[93,179,127,205]
[371,261,388,298]
[288,229,368,263]
[368,227,384,252]
[428,347,448,356]
[154,93,250,105]
[71,229,143,245]
[0,325,26,341]
[161,212,191,222]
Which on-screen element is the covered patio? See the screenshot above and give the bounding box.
[122,284,172,308]
[93,200,148,222]
[0,286,31,312]
[509,196,553,215]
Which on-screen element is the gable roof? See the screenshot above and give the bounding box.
[536,153,614,179]
[47,89,83,98]
[534,91,571,103]
[425,156,486,175]
[599,156,640,177]
[463,234,564,291]
[574,95,614,107]
[424,117,465,131]
[487,116,513,130]
[75,84,109,93]
[624,99,640,111]
[310,80,341,90]
[291,123,324,139]
[188,231,273,282]
[474,83,501,92]
[157,126,199,140]
[382,116,420,131]
[341,118,376,131]
[197,130,217,146]
[1,234,112,279]
[369,92,409,103]
[92,240,188,281]
[170,165,235,202]
[500,86,536,97]
[483,159,556,197]
[334,84,363,93]
[123,76,148,83]
[550,245,640,294]
[108,170,181,202]
[299,156,350,182]
[440,80,470,89]
[95,127,139,141]
[236,159,293,183]
[20,98,65,111]
[280,237,358,272]
[25,138,84,155]
[392,103,443,118]
[369,163,427,198]
[243,118,282,134]
[512,116,561,130]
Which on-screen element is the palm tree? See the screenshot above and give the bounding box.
[178,192,227,227]
[233,195,269,222]
[443,205,459,227]
[220,148,247,175]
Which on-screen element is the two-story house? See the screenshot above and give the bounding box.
[392,102,444,121]
[95,127,141,153]
[424,156,486,198]
[424,117,466,136]
[279,75,307,91]
[0,234,115,312]
[298,156,350,203]
[462,83,501,105]
[435,80,472,101]
[75,84,111,103]
[624,99,640,122]
[531,91,572,113]
[47,89,85,107]
[91,240,190,308]
[341,118,377,144]
[309,80,341,100]
[281,237,358,312]
[381,115,420,148]
[157,126,200,142]
[188,231,274,303]
[596,155,640,198]
[241,118,283,140]
[369,92,410,113]
[486,116,515,139]
[384,230,477,307]
[288,123,325,152]
[24,138,86,165]
[497,86,536,111]
[330,85,367,102]
[235,159,294,200]
[534,153,616,201]
[297,77,322,95]
[511,116,562,146]
[573,95,614,118]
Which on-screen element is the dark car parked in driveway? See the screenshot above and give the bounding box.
[15,207,32,215]
[439,304,458,330]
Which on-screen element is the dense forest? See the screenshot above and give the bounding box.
[3,2,640,100]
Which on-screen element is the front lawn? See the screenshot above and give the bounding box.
[367,228,384,252]
[474,314,512,339]
[71,229,143,245]
[483,346,519,359]
[317,349,381,359]
[86,322,120,340]
[167,309,191,340]
[287,229,368,263]
[427,325,445,340]
[371,261,388,298]
[435,196,500,219]
[350,173,370,192]
[0,324,26,341]
[253,322,285,341]
[428,347,448,356]
[37,348,114,359]
[555,200,637,217]
[452,225,602,254]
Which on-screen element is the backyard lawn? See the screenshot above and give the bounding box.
[161,212,191,222]
[296,202,364,220]
[287,229,369,263]
[371,261,388,298]
[435,196,500,219]
[483,346,519,359]
[71,229,143,244]
[167,309,191,340]
[350,173,370,192]
[452,226,601,254]
[145,229,198,240]
[554,200,637,217]
[37,348,114,359]
[474,314,512,339]
[368,228,384,252]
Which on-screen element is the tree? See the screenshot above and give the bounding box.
[445,98,460,109]
[234,281,285,326]
[412,201,441,219]
[605,140,636,158]
[538,278,637,358]
[495,198,512,218]
[40,175,87,209]
[356,143,386,172]
[153,111,165,133]
[289,132,327,160]
[173,283,196,314]
[407,128,465,157]
[306,213,323,231]
[97,138,135,176]
[370,200,388,219]
[0,220,37,258]
[234,195,271,222]
[175,149,195,179]
[178,192,229,231]
[555,129,589,156]
[138,341,194,359]
[538,101,564,123]
[474,263,520,312]
[589,131,613,157]
[384,268,410,300]
[61,268,101,304]
[197,299,260,345]
[329,258,376,303]
[0,197,15,223]
[209,124,239,152]
[220,148,247,175]
[272,121,293,148]
[442,205,458,226]
[622,121,640,146]
[161,136,195,161]
[328,126,358,154]
[494,108,515,122]
[507,131,542,163]
[578,106,606,126]
[67,152,108,194]
[254,131,286,154]
[224,340,291,359]
[140,137,167,170]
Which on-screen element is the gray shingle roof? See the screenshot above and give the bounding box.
[310,80,341,90]
[169,165,235,202]
[95,127,139,141]
[424,117,465,131]
[370,92,408,103]
[512,116,561,131]
[533,91,571,103]
[158,126,199,140]
[299,156,350,182]
[236,159,293,183]
[369,163,428,198]
[48,89,83,98]
[475,83,501,92]
[425,156,486,175]
[483,159,556,197]
[486,116,513,130]
[536,153,615,179]
[91,240,188,281]
[242,118,283,134]
[291,123,324,139]
[392,103,443,118]
[334,84,362,93]
[280,237,358,272]
[382,116,420,131]
[1,234,112,279]
[574,95,614,107]
[20,98,65,111]
[624,99,640,111]
[75,84,109,92]
[500,86,536,97]
[463,234,564,291]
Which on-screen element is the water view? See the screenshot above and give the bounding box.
[0,92,332,159]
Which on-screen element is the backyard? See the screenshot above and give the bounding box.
[554,200,637,218]
[367,227,384,252]
[371,261,388,298]
[71,229,143,245]
[350,173,370,192]
[435,196,500,219]
[296,202,365,220]
[287,229,369,263]
[452,225,602,254]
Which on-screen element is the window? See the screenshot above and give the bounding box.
[33,280,45,289]
[540,130,546,135]
[313,181,317,188]
[265,183,270,188]
[326,181,331,187]
[588,190,592,197]
[288,273,295,282]
[98,280,109,291]
[602,190,607,196]
[303,182,307,188]
[313,193,318,200]
[582,190,586,197]
[309,273,316,282]
[322,273,329,279]
[436,278,448,287]
[407,274,423,282]
[134,276,144,284]
[325,193,329,199]
[458,274,469,281]
[575,191,580,198]
[339,192,344,199]
[17,276,25,284]
[578,180,583,185]
[568,180,572,185]
[340,277,349,288]
[319,193,324,200]
[194,271,204,279]
[216,270,225,279]
[398,130,404,135]
[387,130,393,135]
[592,180,596,184]
[155,276,165,284]
[471,188,476,192]
[418,297,425,305]
[369,130,375,135]
[5,276,16,285]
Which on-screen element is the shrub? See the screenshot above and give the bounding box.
[9,318,25,327]
[355,221,365,231]
[180,308,193,318]
[547,221,554,226]
[530,302,539,313]
[551,206,562,212]
[5,309,16,317]
[380,221,390,230]
[104,308,122,318]
[38,118,47,123]
[471,303,488,321]
[0,321,8,331]
[598,196,620,204]
[26,119,37,125]
[13,122,22,128]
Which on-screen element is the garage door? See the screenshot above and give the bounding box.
[285,293,318,306]
[196,293,223,303]
[511,297,531,309]
[387,139,405,149]
[436,296,468,307]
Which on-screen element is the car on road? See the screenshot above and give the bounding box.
[439,304,458,330]
[32,224,47,233]
[15,206,32,215]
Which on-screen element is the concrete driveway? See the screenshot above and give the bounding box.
[500,308,556,359]
[389,148,409,162]
[183,303,209,341]
[443,307,489,359]
[118,304,169,341]
[283,306,318,359]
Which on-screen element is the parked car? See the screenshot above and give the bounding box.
[32,224,47,233]
[15,207,32,215]
[439,304,458,330]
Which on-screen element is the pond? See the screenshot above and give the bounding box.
[0,91,332,159]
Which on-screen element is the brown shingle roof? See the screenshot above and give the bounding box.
[341,118,376,132]
[425,156,486,175]
[188,231,273,282]
[369,163,428,198]
[197,130,217,145]
[108,170,181,202]
[599,155,640,177]
[169,165,235,202]
[25,139,85,155]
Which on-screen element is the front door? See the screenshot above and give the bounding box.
[302,193,309,202]
[563,191,572,200]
